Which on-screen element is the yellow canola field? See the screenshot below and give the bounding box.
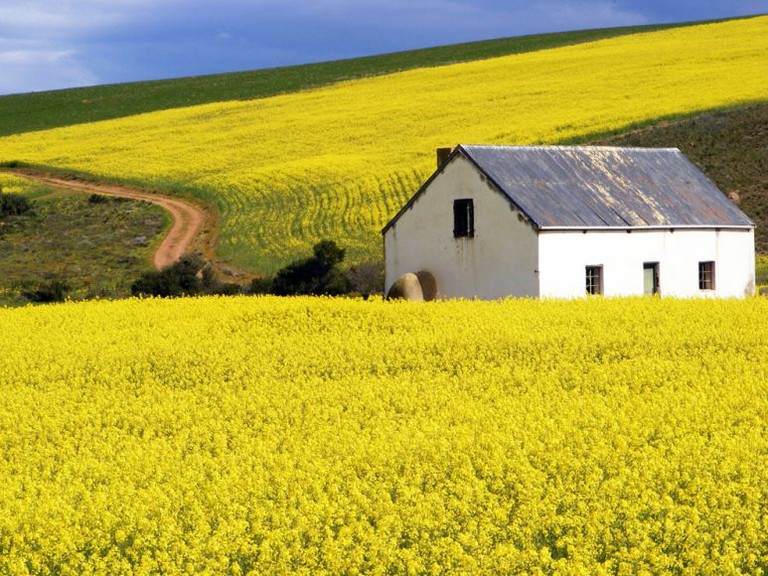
[1,17,767,272]
[0,296,766,574]
[0,173,34,196]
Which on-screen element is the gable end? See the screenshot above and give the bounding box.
[381,146,538,235]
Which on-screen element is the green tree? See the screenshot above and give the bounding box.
[271,240,351,296]
[131,253,206,297]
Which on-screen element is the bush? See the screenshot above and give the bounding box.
[271,240,351,296]
[131,242,359,299]
[131,253,206,297]
[131,254,251,298]
[87,194,109,204]
[211,282,244,296]
[88,193,126,205]
[0,192,32,217]
[22,278,71,303]
[248,276,273,295]
[348,261,384,298]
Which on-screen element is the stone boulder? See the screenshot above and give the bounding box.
[386,273,424,301]
[416,270,437,301]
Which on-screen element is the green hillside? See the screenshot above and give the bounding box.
[0,21,715,137]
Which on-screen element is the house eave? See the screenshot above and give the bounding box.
[538,224,755,232]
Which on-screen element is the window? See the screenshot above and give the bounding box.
[643,262,660,295]
[699,261,716,290]
[453,199,474,238]
[586,265,603,295]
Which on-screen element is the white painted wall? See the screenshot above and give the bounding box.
[538,228,755,299]
[384,155,539,299]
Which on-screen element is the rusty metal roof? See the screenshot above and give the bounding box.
[459,145,753,229]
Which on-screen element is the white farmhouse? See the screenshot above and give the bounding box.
[382,145,755,299]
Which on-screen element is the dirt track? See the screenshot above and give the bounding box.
[8,171,210,270]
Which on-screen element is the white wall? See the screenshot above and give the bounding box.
[538,228,755,299]
[384,155,539,299]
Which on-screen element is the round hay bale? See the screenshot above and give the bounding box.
[728,191,741,205]
[386,273,424,301]
[416,270,437,301]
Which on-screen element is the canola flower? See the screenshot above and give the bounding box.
[0,173,34,196]
[1,17,767,273]
[0,295,766,573]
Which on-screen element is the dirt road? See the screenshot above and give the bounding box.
[7,171,212,270]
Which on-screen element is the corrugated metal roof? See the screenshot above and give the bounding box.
[459,145,753,229]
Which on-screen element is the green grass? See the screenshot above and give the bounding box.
[0,190,167,305]
[0,20,721,137]
[757,255,768,286]
[592,102,768,253]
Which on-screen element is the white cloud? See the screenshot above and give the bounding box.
[0,47,98,94]
[0,0,181,93]
[1,3,126,37]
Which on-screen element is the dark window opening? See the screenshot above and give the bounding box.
[643,262,660,295]
[699,261,716,290]
[453,199,474,238]
[586,265,603,295]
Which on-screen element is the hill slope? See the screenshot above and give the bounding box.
[1,16,766,274]
[0,22,712,138]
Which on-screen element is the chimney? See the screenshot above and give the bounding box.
[436,147,452,169]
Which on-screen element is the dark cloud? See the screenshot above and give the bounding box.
[0,0,764,94]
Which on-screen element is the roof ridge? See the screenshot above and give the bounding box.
[459,144,681,152]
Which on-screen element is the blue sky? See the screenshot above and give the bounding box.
[0,0,765,95]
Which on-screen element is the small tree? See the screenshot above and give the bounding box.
[271,240,351,296]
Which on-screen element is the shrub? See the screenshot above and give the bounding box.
[348,261,384,298]
[88,193,126,205]
[0,192,32,217]
[87,194,109,204]
[210,282,243,296]
[22,278,71,303]
[131,254,251,298]
[271,240,351,296]
[131,253,206,297]
[248,276,273,295]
